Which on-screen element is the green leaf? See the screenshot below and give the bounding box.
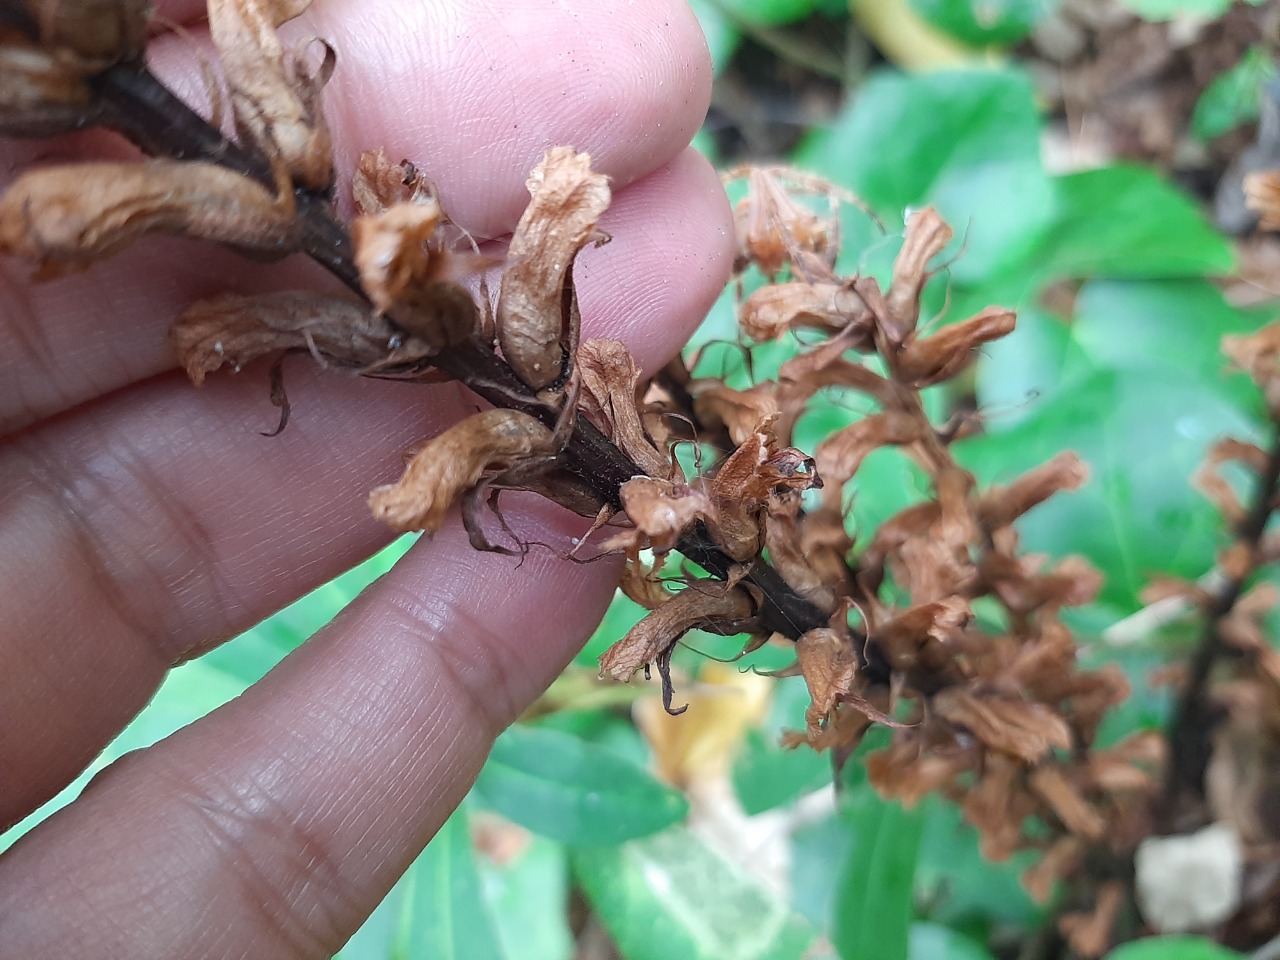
[688,0,743,74]
[957,367,1259,609]
[1066,279,1268,410]
[714,0,823,26]
[908,0,1058,46]
[1192,47,1276,141]
[1104,936,1246,960]
[915,801,1040,928]
[574,827,817,960]
[472,724,688,845]
[1119,0,1233,20]
[831,791,928,960]
[797,68,1055,282]
[909,922,998,960]
[401,809,505,960]
[478,835,573,960]
[1032,165,1234,281]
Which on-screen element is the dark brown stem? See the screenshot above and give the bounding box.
[82,60,828,640]
[1158,426,1280,830]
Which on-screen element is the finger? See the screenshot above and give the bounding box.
[0,0,713,430]
[0,510,619,959]
[0,149,732,827]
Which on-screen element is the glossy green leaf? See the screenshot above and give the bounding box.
[796,68,1055,281]
[1032,165,1234,281]
[472,724,688,845]
[957,368,1259,609]
[574,827,817,960]
[908,0,1058,46]
[1192,47,1275,141]
[832,791,927,960]
[1104,936,1245,960]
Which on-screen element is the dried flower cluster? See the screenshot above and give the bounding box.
[579,170,1175,954]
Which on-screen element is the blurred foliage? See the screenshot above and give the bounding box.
[6,0,1279,958]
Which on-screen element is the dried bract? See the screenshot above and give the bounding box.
[884,206,951,344]
[0,40,94,135]
[577,338,670,477]
[739,281,875,345]
[706,416,821,561]
[497,147,610,388]
[894,306,1016,387]
[0,159,297,276]
[208,0,334,190]
[369,410,554,534]
[598,580,756,682]
[23,0,151,62]
[612,476,712,557]
[170,290,426,384]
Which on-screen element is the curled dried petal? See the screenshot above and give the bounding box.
[599,580,756,682]
[867,737,973,807]
[739,280,876,344]
[1028,765,1105,840]
[1022,836,1085,904]
[171,289,421,384]
[885,206,951,344]
[1245,170,1280,232]
[0,41,95,135]
[208,0,333,190]
[577,338,671,477]
[615,476,713,556]
[23,0,151,61]
[895,306,1016,387]
[962,754,1034,860]
[0,160,297,276]
[352,148,427,215]
[497,147,610,388]
[1059,882,1123,959]
[764,498,839,611]
[1224,321,1280,415]
[706,416,821,562]
[876,596,970,674]
[368,409,553,534]
[934,687,1071,763]
[976,452,1089,530]
[353,199,442,312]
[1194,437,1267,527]
[815,410,923,506]
[692,383,780,448]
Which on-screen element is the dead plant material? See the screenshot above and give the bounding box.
[368,409,554,534]
[23,0,151,62]
[208,0,334,190]
[497,147,610,389]
[0,159,297,276]
[599,579,756,683]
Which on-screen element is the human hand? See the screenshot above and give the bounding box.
[0,1,731,953]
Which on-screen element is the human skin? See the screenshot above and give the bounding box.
[0,1,732,954]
